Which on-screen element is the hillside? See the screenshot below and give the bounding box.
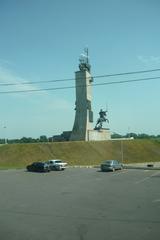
[0,139,160,168]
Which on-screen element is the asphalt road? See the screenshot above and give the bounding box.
[0,167,160,240]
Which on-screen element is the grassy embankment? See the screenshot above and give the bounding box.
[0,139,160,169]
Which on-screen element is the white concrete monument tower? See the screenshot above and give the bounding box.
[70,49,93,141]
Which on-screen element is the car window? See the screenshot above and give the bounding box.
[114,160,118,164]
[103,160,112,164]
[37,163,43,166]
[33,163,38,166]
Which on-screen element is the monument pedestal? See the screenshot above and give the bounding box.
[88,128,111,141]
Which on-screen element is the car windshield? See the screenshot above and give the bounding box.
[55,160,62,163]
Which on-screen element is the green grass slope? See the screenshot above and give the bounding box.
[0,139,160,168]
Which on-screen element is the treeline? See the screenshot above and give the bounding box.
[0,133,160,144]
[111,133,160,139]
[0,135,49,144]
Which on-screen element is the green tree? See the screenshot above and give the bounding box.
[39,135,48,142]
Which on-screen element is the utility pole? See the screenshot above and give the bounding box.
[3,126,7,144]
[121,139,124,162]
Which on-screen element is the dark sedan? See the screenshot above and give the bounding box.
[26,162,50,172]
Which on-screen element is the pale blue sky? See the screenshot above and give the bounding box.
[0,0,160,139]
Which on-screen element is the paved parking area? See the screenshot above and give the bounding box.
[0,168,160,240]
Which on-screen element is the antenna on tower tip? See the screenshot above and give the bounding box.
[84,47,89,63]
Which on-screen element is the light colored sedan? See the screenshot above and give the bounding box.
[46,159,67,171]
[101,160,123,172]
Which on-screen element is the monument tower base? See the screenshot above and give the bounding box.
[88,128,111,141]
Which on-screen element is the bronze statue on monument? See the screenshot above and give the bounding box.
[94,109,109,130]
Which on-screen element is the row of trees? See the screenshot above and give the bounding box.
[0,135,49,144]
[111,133,160,139]
[0,133,160,144]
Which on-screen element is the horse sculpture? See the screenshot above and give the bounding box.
[95,109,109,130]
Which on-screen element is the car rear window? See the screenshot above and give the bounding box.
[103,160,112,164]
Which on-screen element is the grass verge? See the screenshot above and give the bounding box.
[0,139,160,169]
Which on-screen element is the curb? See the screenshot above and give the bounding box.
[123,166,160,170]
[69,165,160,170]
[69,165,99,168]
